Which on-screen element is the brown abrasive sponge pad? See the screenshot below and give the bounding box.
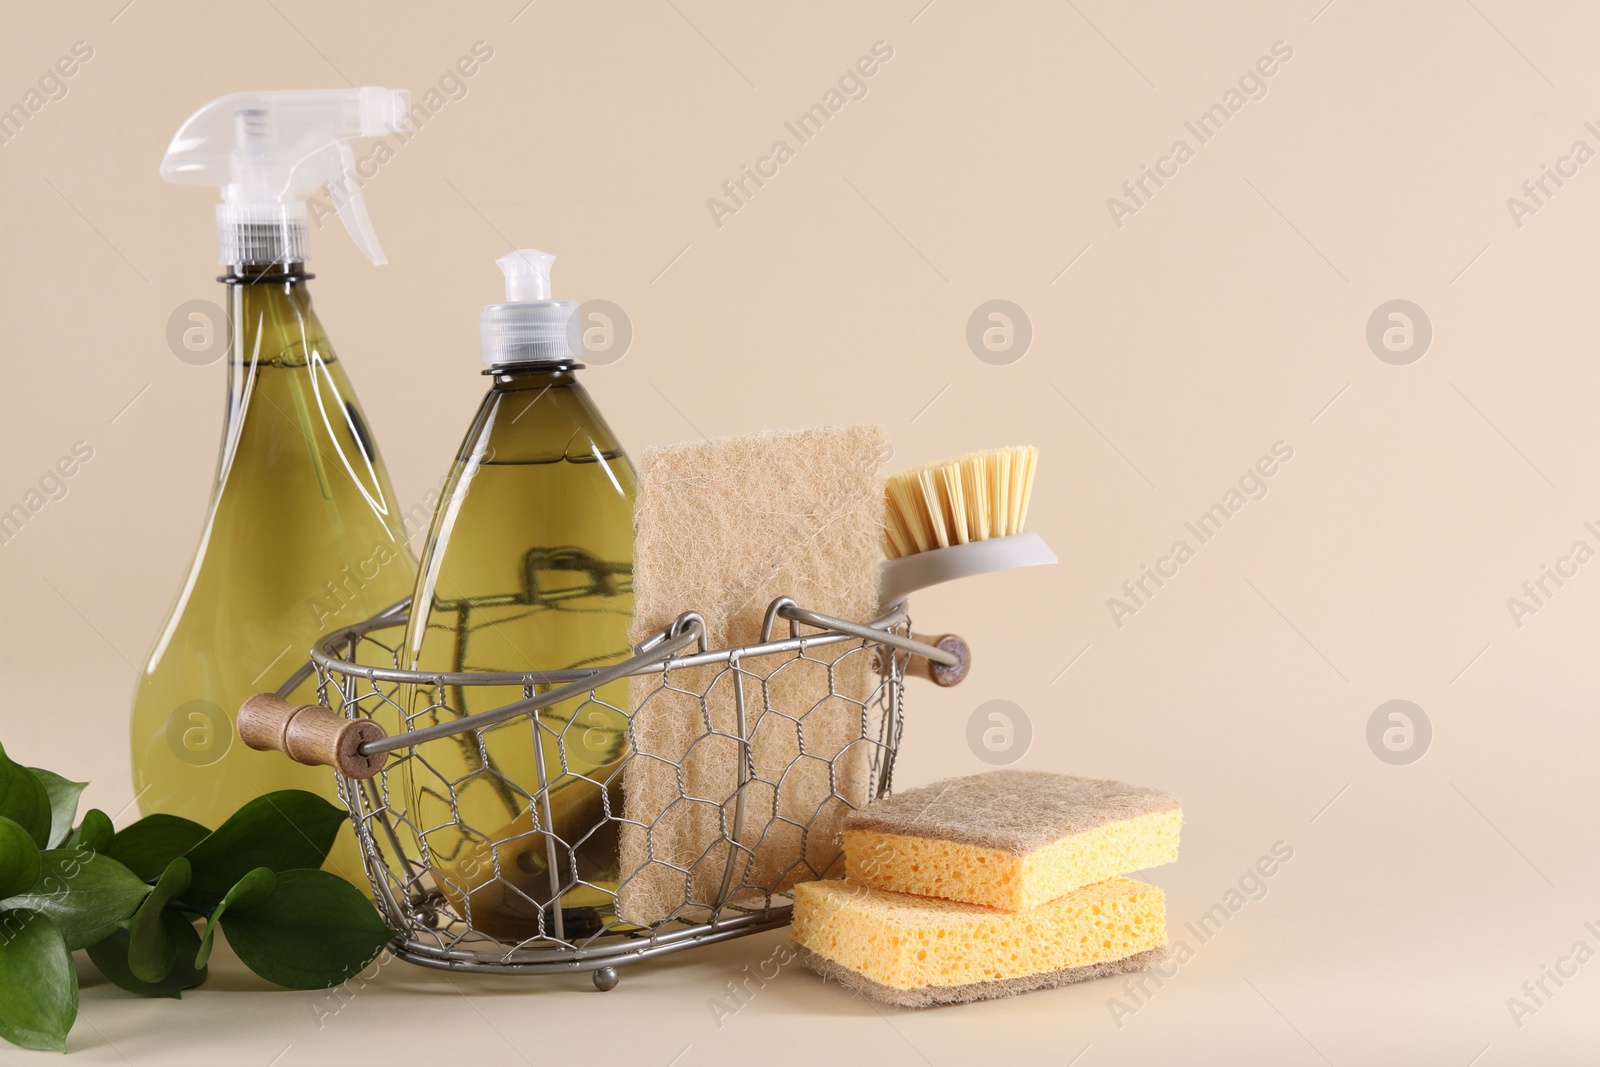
[843,770,1181,911]
[792,876,1168,1007]
[617,426,891,926]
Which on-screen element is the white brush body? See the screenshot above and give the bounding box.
[880,531,1057,603]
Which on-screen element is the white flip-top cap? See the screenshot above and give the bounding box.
[160,87,408,267]
[480,250,580,365]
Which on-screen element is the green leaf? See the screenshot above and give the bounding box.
[196,867,274,969]
[28,769,86,850]
[104,813,209,882]
[182,791,345,908]
[0,817,41,900]
[65,809,114,854]
[0,745,51,849]
[221,869,393,989]
[85,912,206,1000]
[128,858,191,984]
[1,850,152,950]
[0,910,78,1051]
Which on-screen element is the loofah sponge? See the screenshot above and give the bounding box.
[792,876,1168,1007]
[842,770,1181,912]
[617,427,891,926]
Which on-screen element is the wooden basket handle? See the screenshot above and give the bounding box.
[902,632,971,687]
[237,693,389,780]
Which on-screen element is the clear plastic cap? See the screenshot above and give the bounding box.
[160,88,409,267]
[480,250,580,366]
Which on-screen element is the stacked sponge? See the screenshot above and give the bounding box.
[792,770,1182,1007]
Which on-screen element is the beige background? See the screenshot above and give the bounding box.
[2,0,1598,1063]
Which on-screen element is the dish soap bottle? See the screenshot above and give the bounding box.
[132,89,418,882]
[400,250,635,942]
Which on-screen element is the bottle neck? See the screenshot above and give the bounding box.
[222,264,315,377]
[222,261,313,286]
[486,362,582,390]
[468,360,618,464]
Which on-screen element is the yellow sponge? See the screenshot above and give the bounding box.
[792,876,1167,1007]
[843,770,1181,911]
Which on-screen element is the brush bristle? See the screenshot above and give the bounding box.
[883,446,1038,559]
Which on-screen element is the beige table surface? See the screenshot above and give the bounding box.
[5,0,1600,1063]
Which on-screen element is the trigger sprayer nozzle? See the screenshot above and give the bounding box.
[160,87,409,267]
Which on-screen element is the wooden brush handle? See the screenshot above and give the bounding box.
[904,632,971,687]
[237,693,389,780]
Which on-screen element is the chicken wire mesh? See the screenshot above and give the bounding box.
[285,597,930,983]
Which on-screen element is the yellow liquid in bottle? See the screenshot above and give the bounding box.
[398,365,635,943]
[130,266,416,883]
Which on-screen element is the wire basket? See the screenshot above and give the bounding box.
[245,596,967,989]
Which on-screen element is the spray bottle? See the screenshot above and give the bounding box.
[399,250,636,940]
[132,89,418,881]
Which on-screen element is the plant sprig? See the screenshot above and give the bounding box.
[0,743,394,1052]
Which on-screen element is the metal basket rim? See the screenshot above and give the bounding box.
[283,595,941,694]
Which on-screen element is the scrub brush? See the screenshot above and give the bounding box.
[880,445,1056,602]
